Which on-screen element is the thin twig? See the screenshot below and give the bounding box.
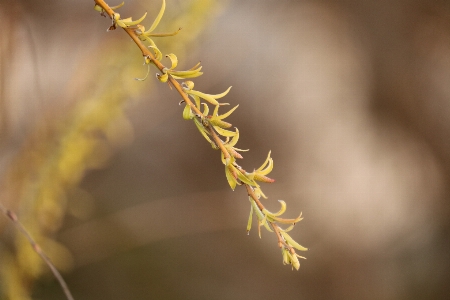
[0,202,75,300]
[244,184,290,250]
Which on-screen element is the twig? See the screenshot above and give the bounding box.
[245,184,291,248]
[0,202,75,300]
[93,0,306,269]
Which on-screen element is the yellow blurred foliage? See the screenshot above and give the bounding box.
[0,0,222,298]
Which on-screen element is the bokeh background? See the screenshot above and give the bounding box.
[1,0,450,299]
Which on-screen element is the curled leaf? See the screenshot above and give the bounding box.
[263,200,287,217]
[147,44,162,61]
[135,64,150,81]
[227,129,245,149]
[183,104,193,120]
[156,72,169,83]
[211,86,232,99]
[183,81,195,91]
[110,2,125,10]
[256,151,274,175]
[212,104,239,120]
[124,12,147,26]
[201,103,209,116]
[165,53,178,70]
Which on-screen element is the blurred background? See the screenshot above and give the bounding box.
[1,0,450,299]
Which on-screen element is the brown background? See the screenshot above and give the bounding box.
[1,0,450,299]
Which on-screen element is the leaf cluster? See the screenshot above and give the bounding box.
[94,0,307,270]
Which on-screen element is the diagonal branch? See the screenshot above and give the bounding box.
[0,202,75,300]
[94,0,291,254]
[94,0,306,270]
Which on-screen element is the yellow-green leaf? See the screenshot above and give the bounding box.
[147,28,181,37]
[225,166,237,190]
[187,90,219,106]
[183,104,192,120]
[189,62,201,71]
[165,53,178,70]
[201,103,209,116]
[281,232,308,251]
[218,105,239,120]
[247,204,253,233]
[169,67,203,76]
[214,126,237,137]
[183,81,195,90]
[190,94,201,109]
[209,118,232,129]
[110,2,125,10]
[135,64,150,81]
[171,72,203,80]
[212,86,232,99]
[156,72,168,83]
[255,151,274,176]
[263,200,286,217]
[146,0,166,34]
[123,12,147,26]
[236,168,256,186]
[194,118,213,144]
[227,128,240,147]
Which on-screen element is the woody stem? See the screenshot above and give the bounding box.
[94,0,289,250]
[0,203,75,300]
[245,184,289,250]
[94,0,203,117]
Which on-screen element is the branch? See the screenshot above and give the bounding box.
[93,0,307,270]
[0,202,74,300]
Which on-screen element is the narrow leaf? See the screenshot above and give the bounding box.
[165,53,178,70]
[236,169,256,186]
[247,204,253,233]
[146,0,166,34]
[201,103,209,116]
[123,12,147,26]
[182,104,192,120]
[281,232,308,251]
[194,118,213,144]
[147,28,181,37]
[211,86,232,99]
[214,126,237,137]
[225,166,237,190]
[135,64,150,81]
[256,151,272,172]
[110,2,125,10]
[188,90,219,106]
[218,105,239,120]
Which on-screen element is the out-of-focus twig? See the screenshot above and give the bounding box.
[0,202,74,300]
